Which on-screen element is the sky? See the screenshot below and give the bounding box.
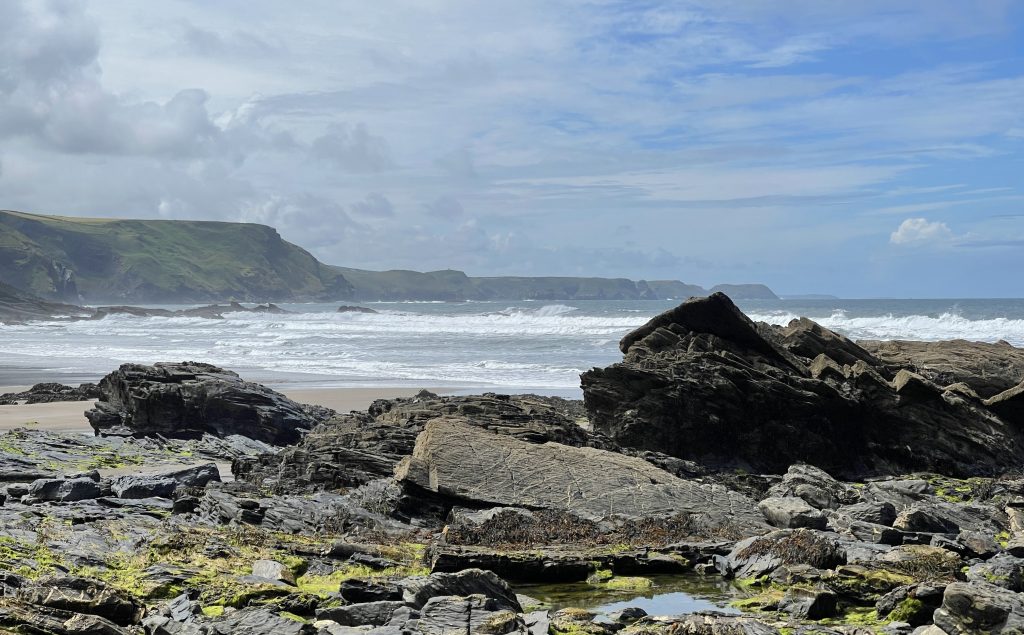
[0,1,1022,298]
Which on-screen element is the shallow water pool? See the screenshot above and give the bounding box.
[516,574,747,616]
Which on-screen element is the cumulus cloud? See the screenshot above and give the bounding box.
[890,218,955,245]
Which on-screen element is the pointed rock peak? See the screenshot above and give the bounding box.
[619,291,781,357]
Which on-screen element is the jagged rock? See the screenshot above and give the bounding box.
[206,606,315,634]
[411,595,526,634]
[111,475,177,499]
[860,339,1024,398]
[400,569,521,612]
[894,506,961,534]
[876,583,945,626]
[966,554,1024,592]
[338,579,402,603]
[16,575,144,626]
[832,501,898,529]
[234,392,596,494]
[27,476,102,502]
[0,382,102,404]
[986,381,1024,426]
[779,585,838,619]
[932,580,1024,634]
[316,601,407,626]
[337,305,378,314]
[716,529,846,579]
[581,293,1024,477]
[766,464,859,510]
[758,497,827,529]
[85,362,332,444]
[608,607,648,624]
[395,417,768,534]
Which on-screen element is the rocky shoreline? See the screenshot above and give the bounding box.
[2,295,1024,633]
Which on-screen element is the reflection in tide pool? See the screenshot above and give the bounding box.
[516,574,747,616]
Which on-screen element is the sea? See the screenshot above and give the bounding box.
[2,298,1023,396]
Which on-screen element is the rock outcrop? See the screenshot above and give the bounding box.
[582,292,1024,477]
[395,417,768,536]
[860,338,1024,398]
[85,362,333,444]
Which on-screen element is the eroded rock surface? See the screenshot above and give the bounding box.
[85,362,333,444]
[582,292,1024,477]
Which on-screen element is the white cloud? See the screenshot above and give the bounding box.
[890,218,955,245]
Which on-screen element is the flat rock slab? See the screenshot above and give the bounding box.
[395,417,767,534]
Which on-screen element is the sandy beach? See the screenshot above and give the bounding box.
[0,385,448,433]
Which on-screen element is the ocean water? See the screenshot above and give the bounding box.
[2,298,1023,393]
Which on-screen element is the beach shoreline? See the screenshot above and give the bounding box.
[0,385,460,434]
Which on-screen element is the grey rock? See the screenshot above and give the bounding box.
[967,554,1024,592]
[933,580,1024,634]
[251,559,297,586]
[758,496,827,529]
[394,417,768,533]
[110,475,177,499]
[779,585,838,619]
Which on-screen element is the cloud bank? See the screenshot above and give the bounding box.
[0,0,1022,297]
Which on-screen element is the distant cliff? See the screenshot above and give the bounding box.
[0,210,352,303]
[0,210,778,303]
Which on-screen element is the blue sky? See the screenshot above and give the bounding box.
[0,1,1022,297]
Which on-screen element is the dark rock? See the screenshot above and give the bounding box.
[893,505,961,534]
[16,575,144,626]
[932,580,1024,634]
[716,529,846,579]
[581,293,1024,477]
[110,475,177,499]
[234,392,596,495]
[316,601,406,626]
[207,606,315,634]
[0,382,102,405]
[967,554,1024,592]
[876,583,945,626]
[835,501,897,526]
[27,476,102,502]
[86,361,333,444]
[161,463,221,488]
[766,464,859,510]
[607,607,647,624]
[338,579,402,603]
[986,381,1024,426]
[411,594,526,634]
[400,569,521,612]
[337,305,378,314]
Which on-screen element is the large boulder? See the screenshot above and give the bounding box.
[932,581,1024,634]
[85,362,332,444]
[581,293,1024,477]
[394,417,768,535]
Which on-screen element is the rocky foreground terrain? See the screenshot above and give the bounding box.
[2,294,1024,633]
